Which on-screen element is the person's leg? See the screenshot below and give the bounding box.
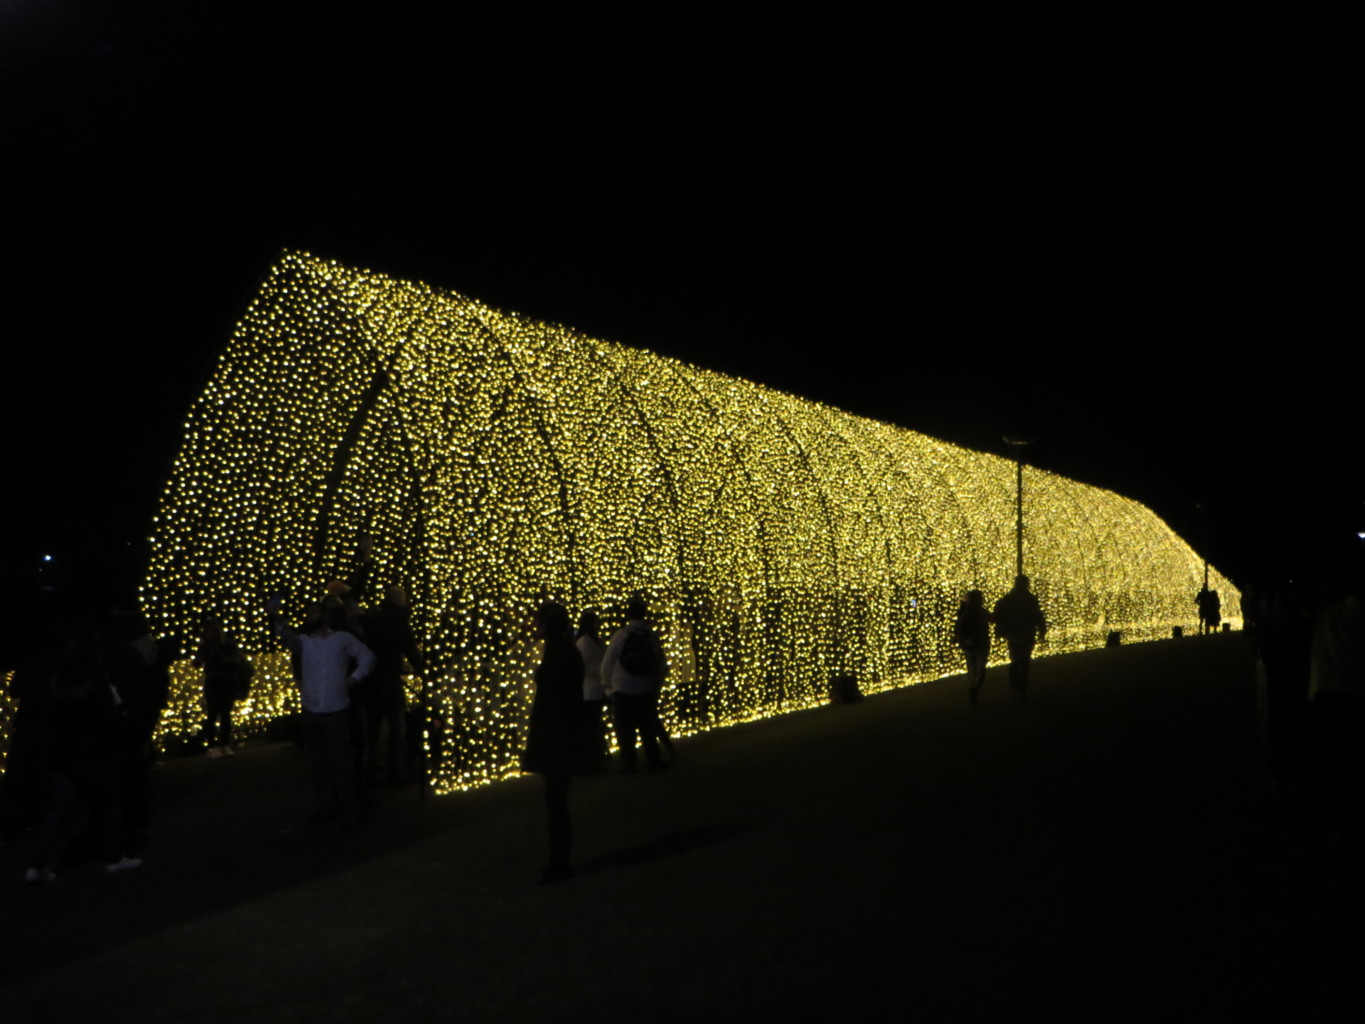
[87,759,132,868]
[301,711,330,821]
[349,700,369,790]
[325,709,358,823]
[644,690,674,761]
[541,772,572,880]
[384,697,407,781]
[1010,641,1034,697]
[612,695,639,771]
[204,683,226,751]
[28,770,79,875]
[1007,641,1027,697]
[966,649,986,702]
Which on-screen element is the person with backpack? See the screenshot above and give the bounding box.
[602,595,668,772]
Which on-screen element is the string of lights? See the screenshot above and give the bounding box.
[116,251,1237,794]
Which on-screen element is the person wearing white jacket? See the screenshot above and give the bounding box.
[602,596,668,771]
[273,597,376,829]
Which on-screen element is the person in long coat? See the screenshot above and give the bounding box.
[523,601,588,883]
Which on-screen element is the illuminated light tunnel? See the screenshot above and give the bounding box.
[137,251,1239,793]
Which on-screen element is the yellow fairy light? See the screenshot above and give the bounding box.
[121,251,1236,795]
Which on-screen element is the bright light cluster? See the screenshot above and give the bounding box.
[139,251,1239,794]
[0,671,13,775]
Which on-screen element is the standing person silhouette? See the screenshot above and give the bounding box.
[523,601,587,883]
[954,589,992,705]
[575,609,610,768]
[992,576,1047,701]
[603,595,668,771]
[194,620,246,758]
[271,597,375,831]
[361,586,424,784]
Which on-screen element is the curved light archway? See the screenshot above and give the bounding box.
[142,251,1238,793]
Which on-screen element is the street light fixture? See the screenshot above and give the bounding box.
[1003,435,1033,577]
[1194,501,1210,590]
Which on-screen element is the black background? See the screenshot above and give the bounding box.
[2,4,1360,617]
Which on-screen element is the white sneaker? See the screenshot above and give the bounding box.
[221,745,235,756]
[24,866,56,884]
[207,747,222,759]
[106,856,143,874]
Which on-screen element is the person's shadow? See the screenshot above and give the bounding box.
[575,820,751,874]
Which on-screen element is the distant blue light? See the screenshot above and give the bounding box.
[42,554,52,562]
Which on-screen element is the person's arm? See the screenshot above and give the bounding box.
[402,624,425,675]
[601,632,621,694]
[270,607,303,657]
[346,634,377,683]
[653,630,668,682]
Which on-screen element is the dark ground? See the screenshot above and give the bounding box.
[1,634,1357,1022]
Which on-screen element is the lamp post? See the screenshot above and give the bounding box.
[1194,501,1210,590]
[1003,436,1033,578]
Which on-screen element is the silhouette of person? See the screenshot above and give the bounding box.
[1195,586,1222,634]
[360,586,424,784]
[25,624,143,881]
[523,601,588,883]
[271,597,375,831]
[954,589,992,705]
[603,595,669,771]
[1308,568,1365,848]
[992,575,1047,700]
[575,608,610,767]
[193,620,246,758]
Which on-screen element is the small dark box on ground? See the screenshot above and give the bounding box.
[830,674,862,704]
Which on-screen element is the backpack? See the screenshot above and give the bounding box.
[618,628,660,678]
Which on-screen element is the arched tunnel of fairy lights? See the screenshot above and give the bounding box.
[6,252,1241,790]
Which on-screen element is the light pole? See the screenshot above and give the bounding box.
[1195,501,1210,590]
[1003,436,1033,578]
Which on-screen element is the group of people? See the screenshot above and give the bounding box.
[952,575,1049,704]
[4,607,174,882]
[262,575,424,833]
[524,594,675,883]
[1195,586,1223,634]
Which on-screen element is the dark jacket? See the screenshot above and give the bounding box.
[522,635,589,775]
[363,601,423,677]
[993,588,1047,645]
[954,603,991,651]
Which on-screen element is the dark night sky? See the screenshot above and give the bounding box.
[1,4,1361,604]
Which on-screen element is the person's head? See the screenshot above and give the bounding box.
[536,601,571,640]
[304,597,346,634]
[1014,575,1030,591]
[385,585,408,608]
[627,595,648,621]
[324,579,351,598]
[966,589,984,608]
[322,596,348,631]
[301,602,326,632]
[577,608,601,639]
[202,619,226,644]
